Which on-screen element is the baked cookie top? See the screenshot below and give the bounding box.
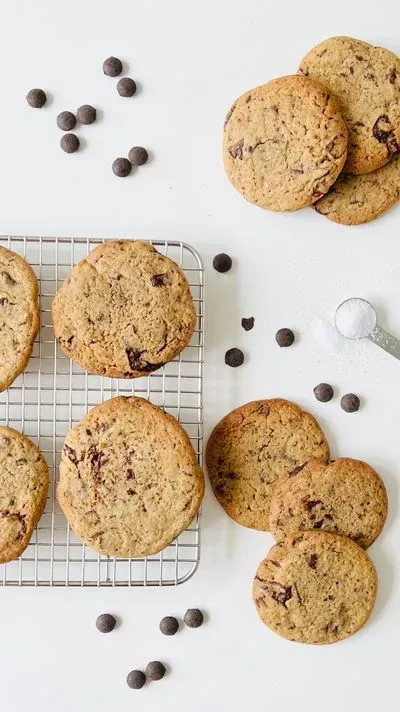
[269,458,388,548]
[299,36,400,175]
[57,396,205,558]
[253,531,377,644]
[52,240,196,378]
[0,246,39,391]
[206,399,329,531]
[0,426,49,563]
[223,74,347,211]
[315,155,400,224]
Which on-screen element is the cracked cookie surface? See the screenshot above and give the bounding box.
[299,36,400,174]
[253,531,377,644]
[315,155,400,224]
[57,396,205,558]
[52,240,196,378]
[0,426,49,563]
[223,74,347,211]
[269,458,387,548]
[206,399,329,530]
[0,246,39,391]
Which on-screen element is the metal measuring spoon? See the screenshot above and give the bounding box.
[335,297,400,360]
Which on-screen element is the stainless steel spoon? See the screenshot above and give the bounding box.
[335,297,400,360]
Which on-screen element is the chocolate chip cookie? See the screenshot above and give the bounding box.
[253,531,377,644]
[0,247,39,391]
[223,74,347,211]
[315,155,400,224]
[52,240,196,378]
[299,36,400,174]
[57,396,204,558]
[206,399,329,530]
[0,426,49,563]
[269,458,387,548]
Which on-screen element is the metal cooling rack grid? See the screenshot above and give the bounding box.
[0,236,204,586]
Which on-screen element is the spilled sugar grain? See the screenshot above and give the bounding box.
[311,312,372,375]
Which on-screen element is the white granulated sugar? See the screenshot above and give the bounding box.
[335,299,376,339]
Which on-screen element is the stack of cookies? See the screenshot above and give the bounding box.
[206,399,388,644]
[223,36,400,225]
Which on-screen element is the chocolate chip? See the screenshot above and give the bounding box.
[159,616,179,635]
[60,133,80,153]
[304,499,322,511]
[103,56,123,77]
[184,608,204,628]
[112,157,132,177]
[88,444,104,474]
[77,104,96,125]
[0,298,8,306]
[241,317,254,331]
[126,670,146,689]
[117,78,137,97]
[389,68,397,84]
[228,139,244,159]
[128,146,148,166]
[225,348,244,368]
[257,579,293,606]
[63,444,79,465]
[314,383,334,402]
[26,88,46,108]
[372,114,400,157]
[145,661,166,681]
[275,328,294,347]
[213,253,232,273]
[308,554,318,569]
[151,273,169,286]
[96,613,116,633]
[57,111,76,131]
[341,393,360,413]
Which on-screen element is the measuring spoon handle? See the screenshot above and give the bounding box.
[368,324,400,360]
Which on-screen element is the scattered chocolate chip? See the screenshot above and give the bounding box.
[225,347,244,368]
[389,68,397,84]
[112,157,132,177]
[77,104,96,125]
[63,444,79,465]
[126,670,146,689]
[96,613,116,633]
[275,328,294,347]
[314,383,334,402]
[159,616,179,635]
[26,88,47,108]
[60,133,80,153]
[146,661,166,681]
[228,138,244,159]
[103,56,123,77]
[184,608,204,628]
[308,554,318,569]
[213,253,232,273]
[151,273,170,286]
[340,393,360,413]
[372,114,400,157]
[57,111,76,131]
[241,317,254,331]
[117,77,137,97]
[128,146,148,166]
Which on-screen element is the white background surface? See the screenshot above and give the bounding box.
[0,1,399,710]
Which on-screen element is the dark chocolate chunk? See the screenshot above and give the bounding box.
[60,133,80,153]
[225,347,244,368]
[26,88,47,108]
[275,328,295,347]
[159,616,179,635]
[103,56,123,77]
[125,347,160,372]
[117,78,137,97]
[151,273,170,286]
[57,111,76,131]
[112,157,132,177]
[308,554,318,569]
[77,104,96,125]
[128,146,148,166]
[304,498,322,511]
[372,114,399,157]
[241,317,254,331]
[256,579,293,606]
[340,393,360,413]
[145,661,166,681]
[213,253,232,273]
[63,444,79,465]
[184,608,204,628]
[389,68,397,84]
[228,138,244,159]
[126,670,146,689]
[314,383,334,402]
[96,613,116,633]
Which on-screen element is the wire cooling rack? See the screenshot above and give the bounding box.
[0,236,204,587]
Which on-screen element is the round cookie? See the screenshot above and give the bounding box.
[269,458,387,548]
[57,396,205,558]
[206,399,329,531]
[253,531,377,644]
[0,246,39,391]
[299,36,400,175]
[223,74,347,211]
[52,240,196,378]
[315,155,400,224]
[0,426,49,563]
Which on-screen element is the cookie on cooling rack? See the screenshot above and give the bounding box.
[52,240,196,378]
[0,426,49,563]
[0,246,39,391]
[57,396,205,558]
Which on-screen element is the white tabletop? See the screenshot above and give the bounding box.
[1,1,399,710]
